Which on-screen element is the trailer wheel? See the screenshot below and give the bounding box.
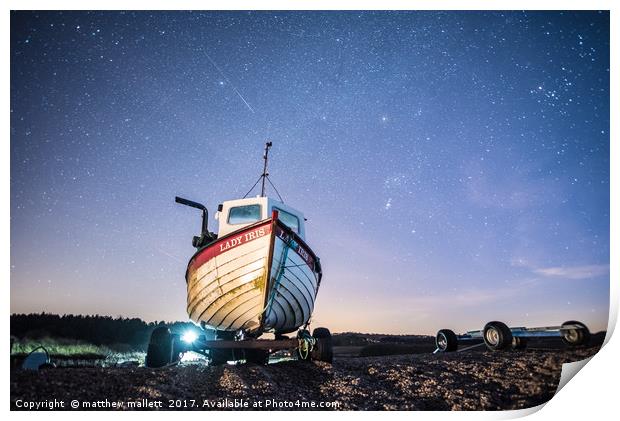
[146,327,173,368]
[170,333,183,363]
[561,321,590,346]
[245,349,270,365]
[483,321,513,351]
[311,327,333,363]
[512,336,528,350]
[435,329,458,352]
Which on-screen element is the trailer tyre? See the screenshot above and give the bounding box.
[436,329,458,352]
[512,336,528,350]
[146,327,173,368]
[483,321,513,351]
[311,327,333,363]
[561,321,590,346]
[170,333,183,363]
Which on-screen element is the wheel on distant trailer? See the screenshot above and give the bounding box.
[560,321,590,346]
[512,336,528,350]
[146,326,174,368]
[245,349,270,365]
[483,321,513,351]
[435,329,458,352]
[311,327,333,363]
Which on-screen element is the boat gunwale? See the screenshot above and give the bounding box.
[184,216,322,282]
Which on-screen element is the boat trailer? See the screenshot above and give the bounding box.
[434,320,591,353]
[145,326,333,367]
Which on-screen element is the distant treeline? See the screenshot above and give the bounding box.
[331,332,433,346]
[10,313,435,350]
[10,313,196,349]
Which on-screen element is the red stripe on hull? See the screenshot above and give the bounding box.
[188,221,272,274]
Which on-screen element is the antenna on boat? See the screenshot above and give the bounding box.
[243,141,284,202]
[260,141,272,197]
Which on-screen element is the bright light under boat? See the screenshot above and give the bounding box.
[181,330,198,343]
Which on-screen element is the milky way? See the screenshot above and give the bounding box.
[11,11,609,334]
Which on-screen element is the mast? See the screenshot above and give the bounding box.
[243,141,282,201]
[260,141,272,197]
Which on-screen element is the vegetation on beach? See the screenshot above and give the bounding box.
[9,336,144,358]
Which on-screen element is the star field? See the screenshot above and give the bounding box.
[10,11,610,334]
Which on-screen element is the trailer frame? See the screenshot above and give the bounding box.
[145,326,334,368]
[434,320,591,353]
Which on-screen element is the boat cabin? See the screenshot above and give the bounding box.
[215,196,306,240]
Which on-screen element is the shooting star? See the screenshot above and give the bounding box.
[203,50,255,114]
[154,246,184,263]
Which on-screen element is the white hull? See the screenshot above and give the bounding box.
[185,218,321,335]
[263,230,318,331]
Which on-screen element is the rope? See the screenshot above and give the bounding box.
[243,175,263,198]
[297,330,316,360]
[266,176,284,202]
[244,175,285,202]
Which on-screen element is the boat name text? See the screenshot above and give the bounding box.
[219,227,267,252]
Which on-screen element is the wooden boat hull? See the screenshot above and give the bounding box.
[185,216,322,336]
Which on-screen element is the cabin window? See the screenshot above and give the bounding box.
[228,204,262,225]
[274,207,300,233]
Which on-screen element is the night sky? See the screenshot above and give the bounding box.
[10,11,610,334]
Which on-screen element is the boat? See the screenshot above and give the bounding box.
[144,142,331,367]
[177,142,323,338]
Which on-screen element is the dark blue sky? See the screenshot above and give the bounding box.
[11,11,609,334]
